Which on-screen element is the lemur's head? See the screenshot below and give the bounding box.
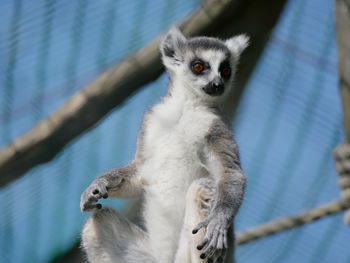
[160,27,249,104]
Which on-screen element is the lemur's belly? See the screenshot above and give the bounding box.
[141,140,208,209]
[140,131,210,228]
[139,101,216,230]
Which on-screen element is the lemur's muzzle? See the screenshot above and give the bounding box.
[202,78,224,96]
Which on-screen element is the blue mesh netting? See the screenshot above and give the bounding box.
[0,0,349,262]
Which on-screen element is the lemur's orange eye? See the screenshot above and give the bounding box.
[222,67,231,78]
[192,62,205,73]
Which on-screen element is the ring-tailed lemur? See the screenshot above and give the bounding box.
[80,27,248,263]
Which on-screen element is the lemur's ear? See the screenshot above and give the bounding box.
[225,34,249,57]
[160,27,186,69]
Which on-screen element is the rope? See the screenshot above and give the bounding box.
[333,142,350,224]
[236,199,350,245]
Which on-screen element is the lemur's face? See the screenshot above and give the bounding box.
[183,42,232,98]
[160,28,249,103]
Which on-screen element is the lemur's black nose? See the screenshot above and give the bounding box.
[212,81,224,91]
[203,82,224,96]
[211,79,224,94]
[202,78,224,96]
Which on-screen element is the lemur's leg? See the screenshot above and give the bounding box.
[143,199,182,263]
[82,207,155,263]
[174,178,226,263]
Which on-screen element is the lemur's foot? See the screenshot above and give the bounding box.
[80,171,125,212]
[193,213,230,261]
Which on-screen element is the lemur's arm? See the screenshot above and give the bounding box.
[193,118,246,258]
[80,161,144,211]
[80,119,148,212]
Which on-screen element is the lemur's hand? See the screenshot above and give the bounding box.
[80,172,125,212]
[192,212,230,261]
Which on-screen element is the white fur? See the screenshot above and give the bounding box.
[140,85,218,262]
[225,34,249,56]
[81,85,220,263]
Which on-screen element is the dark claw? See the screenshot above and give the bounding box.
[200,253,206,259]
[96,204,102,209]
[93,189,99,195]
[197,244,204,250]
[197,239,208,250]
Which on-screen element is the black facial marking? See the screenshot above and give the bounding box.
[219,60,232,79]
[163,45,175,58]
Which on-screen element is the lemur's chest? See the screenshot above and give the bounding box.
[141,100,215,199]
[143,101,215,159]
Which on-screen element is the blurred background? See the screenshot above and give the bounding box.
[0,0,349,262]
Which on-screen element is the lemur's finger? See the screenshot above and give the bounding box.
[208,249,223,263]
[217,227,227,249]
[199,224,218,258]
[89,191,101,201]
[205,246,216,259]
[223,230,228,249]
[89,203,102,210]
[82,202,101,211]
[202,225,220,258]
[93,188,105,198]
[88,195,98,202]
[217,231,224,250]
[204,222,215,242]
[91,185,109,199]
[192,220,207,234]
[197,239,208,250]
